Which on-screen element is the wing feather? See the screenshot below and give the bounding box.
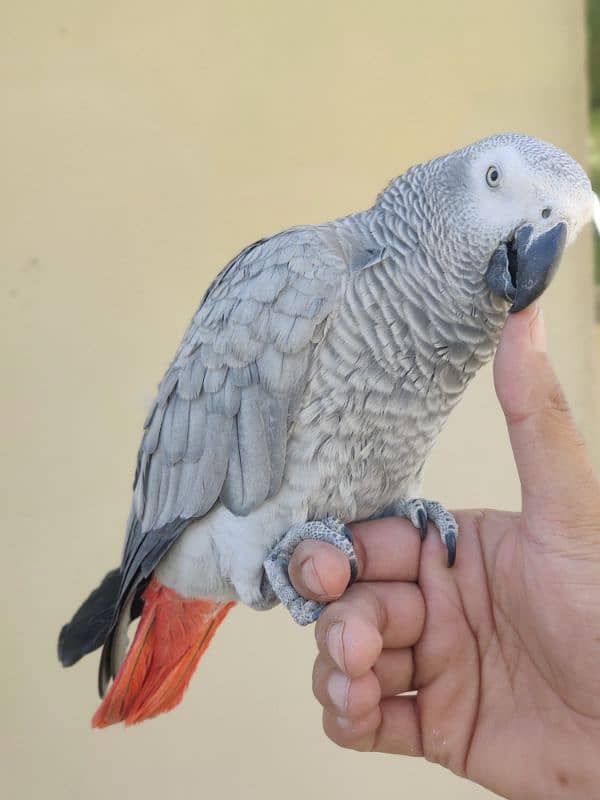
[103,226,347,683]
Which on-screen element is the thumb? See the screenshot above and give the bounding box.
[493,305,599,525]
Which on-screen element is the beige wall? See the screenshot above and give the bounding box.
[2,2,598,799]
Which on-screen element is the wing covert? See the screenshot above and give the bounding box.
[119,226,346,607]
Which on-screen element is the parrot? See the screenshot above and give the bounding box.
[58,133,596,728]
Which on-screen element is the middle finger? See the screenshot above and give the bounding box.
[315,581,425,677]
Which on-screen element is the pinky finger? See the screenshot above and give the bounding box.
[323,707,382,752]
[323,697,423,756]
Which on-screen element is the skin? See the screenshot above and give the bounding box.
[288,305,600,800]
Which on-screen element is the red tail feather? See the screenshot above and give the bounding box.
[92,579,235,727]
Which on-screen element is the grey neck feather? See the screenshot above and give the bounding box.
[375,169,507,334]
[328,174,509,402]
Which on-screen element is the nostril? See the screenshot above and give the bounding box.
[542,207,551,219]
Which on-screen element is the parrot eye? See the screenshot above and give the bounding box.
[486,166,501,188]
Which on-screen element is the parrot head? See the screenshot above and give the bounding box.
[416,133,596,314]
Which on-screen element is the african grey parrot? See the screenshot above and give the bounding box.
[58,133,595,727]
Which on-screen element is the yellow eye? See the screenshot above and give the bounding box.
[486,165,501,188]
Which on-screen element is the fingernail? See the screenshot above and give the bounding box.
[327,622,346,671]
[300,557,325,597]
[529,306,546,353]
[327,671,350,713]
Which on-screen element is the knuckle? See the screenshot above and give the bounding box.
[347,737,375,752]
[348,673,381,718]
[314,603,341,646]
[322,711,350,747]
[311,657,328,700]
[345,582,387,635]
[545,380,570,416]
[322,711,372,751]
[344,581,379,617]
[313,681,329,708]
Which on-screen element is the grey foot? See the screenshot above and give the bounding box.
[395,498,458,567]
[263,517,358,626]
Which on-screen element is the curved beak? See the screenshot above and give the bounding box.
[485,222,567,313]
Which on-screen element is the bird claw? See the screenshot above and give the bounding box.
[445,531,456,567]
[263,517,357,626]
[416,507,428,541]
[396,498,458,567]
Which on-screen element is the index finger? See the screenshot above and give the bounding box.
[287,517,421,603]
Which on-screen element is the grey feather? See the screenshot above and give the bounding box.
[220,385,271,515]
[243,268,288,303]
[229,297,263,325]
[133,452,148,519]
[203,366,228,393]
[181,418,233,518]
[220,379,242,417]
[177,357,206,400]
[161,394,190,463]
[156,461,184,527]
[156,463,171,514]
[264,394,289,496]
[140,457,161,530]
[228,364,259,388]
[186,398,207,461]
[142,405,165,454]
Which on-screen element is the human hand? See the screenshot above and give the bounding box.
[288,306,600,800]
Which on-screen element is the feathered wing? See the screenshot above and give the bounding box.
[93,227,347,691]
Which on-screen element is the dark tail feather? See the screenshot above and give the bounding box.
[58,569,121,667]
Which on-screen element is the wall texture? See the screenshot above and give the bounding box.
[2,2,598,799]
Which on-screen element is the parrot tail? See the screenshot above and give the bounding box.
[91,578,235,727]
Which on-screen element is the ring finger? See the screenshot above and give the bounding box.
[312,648,414,719]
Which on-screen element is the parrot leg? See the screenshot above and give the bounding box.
[385,498,458,567]
[263,517,358,626]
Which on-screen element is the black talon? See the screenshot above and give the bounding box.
[347,559,358,586]
[446,532,457,567]
[341,525,359,585]
[417,508,428,540]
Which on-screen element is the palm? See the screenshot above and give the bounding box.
[415,509,600,798]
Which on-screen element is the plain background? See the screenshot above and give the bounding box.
[2,2,599,798]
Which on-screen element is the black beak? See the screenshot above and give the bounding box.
[485,222,567,313]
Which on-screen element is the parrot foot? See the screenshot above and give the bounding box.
[263,517,358,626]
[392,498,458,567]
